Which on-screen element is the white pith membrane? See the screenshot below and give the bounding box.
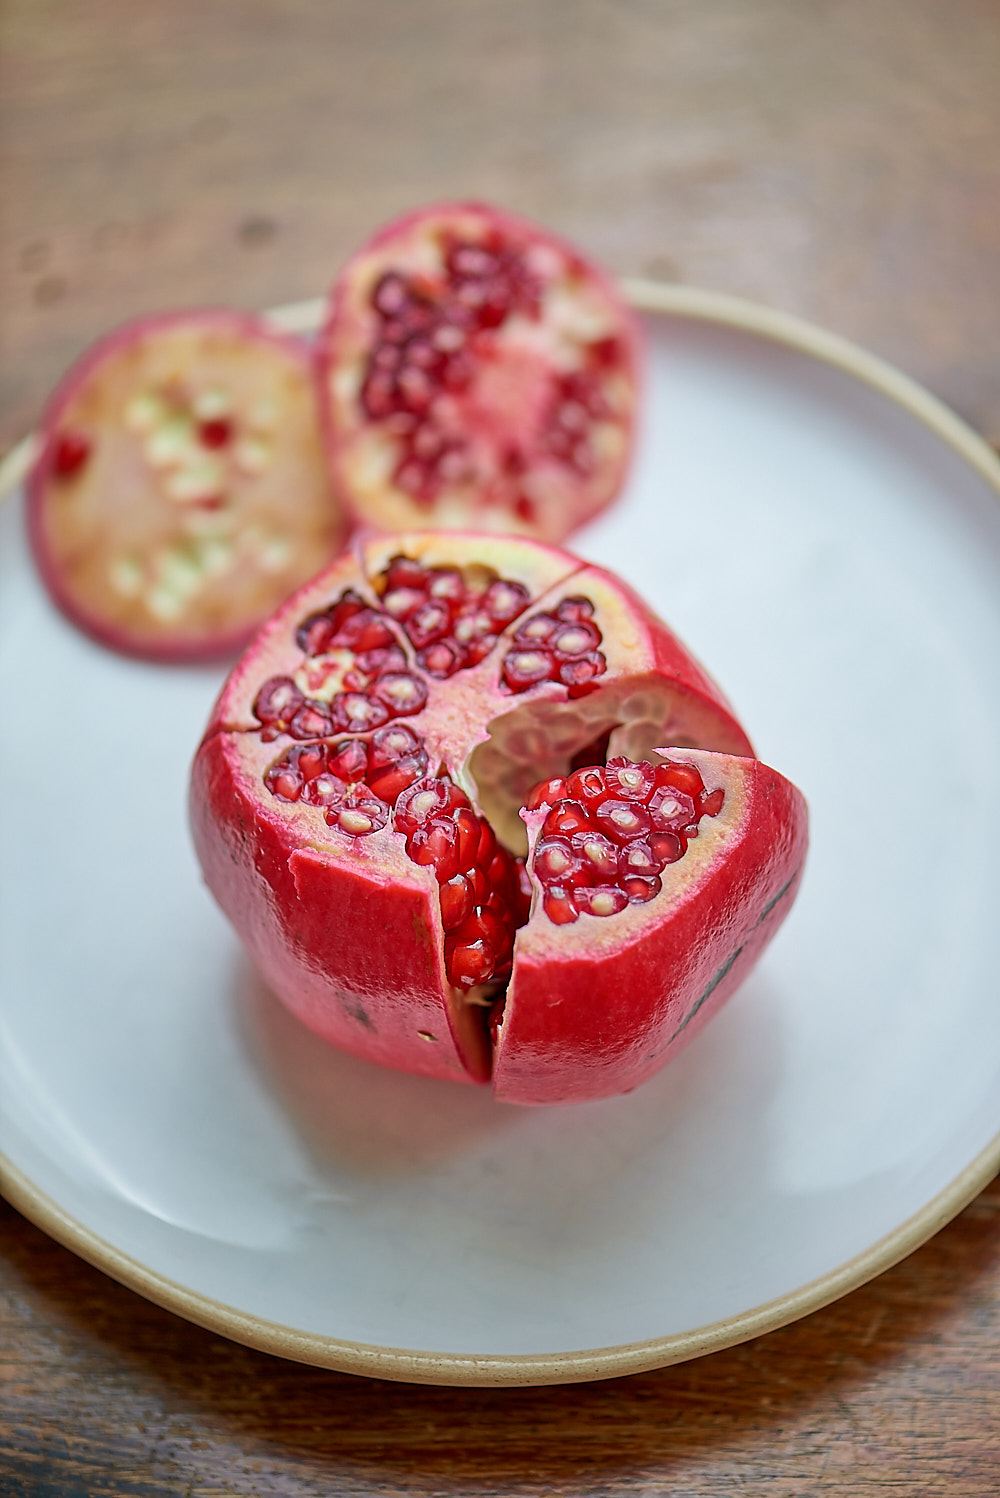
[321,205,636,542]
[32,316,341,655]
[226,535,749,1082]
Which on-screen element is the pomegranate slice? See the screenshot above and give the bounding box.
[317,202,641,544]
[28,310,345,662]
[190,531,807,1104]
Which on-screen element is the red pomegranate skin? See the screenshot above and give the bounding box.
[28,309,343,664]
[317,201,642,544]
[190,531,805,1104]
[495,749,808,1104]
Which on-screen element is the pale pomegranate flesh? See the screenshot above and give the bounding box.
[317,202,641,544]
[191,531,807,1105]
[28,310,345,662]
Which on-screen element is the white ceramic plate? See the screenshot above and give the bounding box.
[2,285,999,1387]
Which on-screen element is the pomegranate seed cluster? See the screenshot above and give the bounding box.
[355,228,625,519]
[501,595,607,694]
[374,553,531,677]
[526,757,725,925]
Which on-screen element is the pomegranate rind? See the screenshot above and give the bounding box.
[317,201,642,544]
[28,309,345,663]
[493,749,808,1105]
[190,727,488,1084]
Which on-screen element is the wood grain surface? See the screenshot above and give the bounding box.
[2,1,999,1493]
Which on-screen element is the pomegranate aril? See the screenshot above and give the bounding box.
[440,873,475,931]
[566,765,607,807]
[331,693,390,733]
[526,776,568,810]
[384,555,427,591]
[657,761,705,799]
[301,772,346,807]
[51,430,92,479]
[453,807,482,869]
[372,272,413,318]
[265,764,303,801]
[514,613,558,645]
[558,651,606,689]
[543,800,596,838]
[551,621,601,657]
[199,417,232,449]
[555,595,593,624]
[595,799,652,843]
[394,776,468,835]
[382,585,426,620]
[572,885,629,918]
[571,831,619,881]
[543,886,579,925]
[296,611,337,656]
[502,648,553,690]
[483,578,529,624]
[408,818,461,882]
[405,599,451,648]
[288,700,336,739]
[623,875,661,903]
[367,756,427,804]
[648,786,697,831]
[616,844,664,874]
[700,787,725,817]
[253,675,303,727]
[604,757,655,802]
[650,830,685,865]
[282,741,328,781]
[445,935,497,989]
[476,817,497,870]
[327,737,370,783]
[334,609,396,653]
[325,784,390,837]
[418,640,465,678]
[371,671,428,717]
[534,837,582,886]
[369,722,423,765]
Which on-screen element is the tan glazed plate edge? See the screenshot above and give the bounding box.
[2,281,999,1387]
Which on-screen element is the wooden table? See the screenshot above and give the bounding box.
[2,3,998,1491]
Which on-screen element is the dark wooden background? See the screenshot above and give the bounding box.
[2,2,999,1492]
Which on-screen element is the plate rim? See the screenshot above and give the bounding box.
[2,280,999,1387]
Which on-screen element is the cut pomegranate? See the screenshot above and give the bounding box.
[317,202,642,545]
[28,310,346,662]
[190,530,807,1103]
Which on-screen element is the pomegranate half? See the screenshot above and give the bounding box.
[316,202,641,544]
[190,531,807,1105]
[28,310,345,662]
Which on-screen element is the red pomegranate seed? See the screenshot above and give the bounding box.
[555,595,594,623]
[382,586,426,620]
[296,611,337,656]
[327,738,370,782]
[384,555,427,591]
[514,613,558,645]
[476,818,498,870]
[618,840,663,878]
[534,837,583,886]
[330,693,390,733]
[445,934,496,989]
[371,672,428,717]
[334,609,396,653]
[367,756,426,804]
[650,830,685,865]
[198,417,232,449]
[526,776,569,810]
[571,830,619,881]
[604,757,655,802]
[394,777,468,835]
[253,675,303,727]
[657,761,705,798]
[623,875,661,903]
[571,885,629,918]
[300,772,344,807]
[595,799,652,843]
[265,764,303,801]
[502,648,553,690]
[406,599,452,648]
[566,765,607,807]
[281,741,328,781]
[648,786,696,831]
[483,578,529,624]
[551,621,601,658]
[325,784,390,837]
[426,566,465,604]
[453,807,481,869]
[558,651,606,688]
[408,817,462,882]
[542,800,595,838]
[288,701,336,740]
[440,873,475,931]
[543,886,579,925]
[700,787,725,817]
[369,722,423,766]
[51,430,92,480]
[418,639,465,678]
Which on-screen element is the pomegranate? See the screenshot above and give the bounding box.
[316,202,641,544]
[28,310,345,662]
[190,531,807,1105]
